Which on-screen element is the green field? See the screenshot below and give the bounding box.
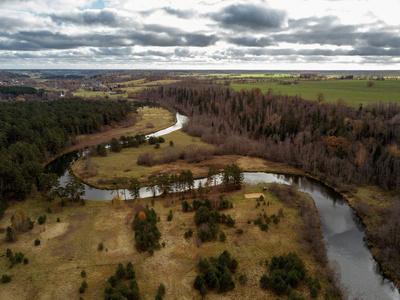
[231,79,400,107]
[73,90,127,99]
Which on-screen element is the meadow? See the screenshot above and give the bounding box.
[230,78,400,107]
[0,183,333,300]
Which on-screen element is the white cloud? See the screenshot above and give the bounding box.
[1,0,400,69]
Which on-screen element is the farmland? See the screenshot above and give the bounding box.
[230,78,400,107]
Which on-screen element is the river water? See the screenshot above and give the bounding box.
[46,112,400,300]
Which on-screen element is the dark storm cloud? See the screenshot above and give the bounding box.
[274,16,361,46]
[362,32,400,48]
[183,34,218,47]
[212,4,286,30]
[174,48,194,58]
[1,30,132,50]
[226,36,275,47]
[0,24,218,50]
[162,7,196,19]
[49,9,123,27]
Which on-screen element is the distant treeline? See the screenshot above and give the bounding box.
[0,98,132,203]
[142,81,400,191]
[0,86,44,97]
[0,71,29,79]
[41,74,85,80]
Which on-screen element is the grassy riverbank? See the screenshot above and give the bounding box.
[0,184,337,299]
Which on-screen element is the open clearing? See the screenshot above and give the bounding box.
[72,128,304,189]
[0,184,331,299]
[57,106,175,156]
[231,79,400,107]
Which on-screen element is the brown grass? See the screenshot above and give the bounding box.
[0,186,332,300]
[48,107,175,162]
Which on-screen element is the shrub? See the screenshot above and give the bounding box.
[34,239,40,246]
[6,226,15,242]
[219,231,226,242]
[157,283,166,297]
[167,210,173,221]
[184,228,193,238]
[37,215,47,225]
[81,270,86,278]
[6,248,12,258]
[126,262,135,280]
[56,217,60,222]
[226,215,235,227]
[108,275,117,288]
[1,274,11,283]
[182,201,192,212]
[14,252,24,263]
[115,263,125,279]
[97,144,107,156]
[148,136,157,145]
[79,280,88,294]
[194,274,205,290]
[239,274,248,285]
[236,229,244,234]
[260,274,269,289]
[98,243,104,251]
[260,223,269,232]
[110,137,122,152]
[23,257,28,264]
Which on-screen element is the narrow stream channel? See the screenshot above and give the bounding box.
[46,112,400,300]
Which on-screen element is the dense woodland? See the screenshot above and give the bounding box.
[0,98,131,208]
[0,86,44,98]
[142,81,400,191]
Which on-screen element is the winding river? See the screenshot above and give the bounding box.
[46,112,400,300]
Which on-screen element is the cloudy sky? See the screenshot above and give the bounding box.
[1,0,400,69]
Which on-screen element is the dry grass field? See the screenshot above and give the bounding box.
[0,184,331,300]
[57,106,175,157]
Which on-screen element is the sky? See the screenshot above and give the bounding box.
[1,0,400,70]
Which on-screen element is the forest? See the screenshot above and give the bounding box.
[142,80,400,192]
[0,98,132,209]
[0,86,44,97]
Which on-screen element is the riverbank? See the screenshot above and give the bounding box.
[44,106,176,165]
[0,183,338,300]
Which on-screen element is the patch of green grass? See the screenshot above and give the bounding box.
[73,129,211,186]
[231,79,400,107]
[73,90,126,99]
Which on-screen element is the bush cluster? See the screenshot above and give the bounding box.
[182,197,235,243]
[194,250,238,295]
[155,283,166,300]
[260,252,307,296]
[5,249,28,267]
[131,208,161,252]
[104,262,140,300]
[37,215,47,225]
